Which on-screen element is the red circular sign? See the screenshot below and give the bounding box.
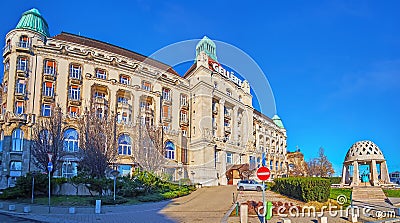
[256,167,271,181]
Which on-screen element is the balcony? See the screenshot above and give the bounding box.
[162,116,171,122]
[68,99,82,106]
[181,103,189,110]
[140,107,154,116]
[93,97,108,105]
[117,102,132,111]
[16,66,28,77]
[224,112,231,119]
[3,45,11,56]
[15,41,32,52]
[42,95,55,103]
[9,113,28,123]
[69,78,82,85]
[180,119,189,127]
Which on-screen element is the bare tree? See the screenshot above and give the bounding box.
[133,124,166,173]
[77,107,118,178]
[307,147,335,177]
[289,158,309,177]
[31,106,65,174]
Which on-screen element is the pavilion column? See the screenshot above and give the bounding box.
[352,161,360,186]
[341,164,347,185]
[380,161,390,183]
[371,160,379,186]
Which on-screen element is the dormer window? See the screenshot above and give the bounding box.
[95,68,107,79]
[19,35,29,48]
[226,89,232,96]
[120,75,130,85]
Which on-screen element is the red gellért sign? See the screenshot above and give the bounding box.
[256,167,271,181]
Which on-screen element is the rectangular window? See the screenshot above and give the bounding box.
[10,161,22,171]
[43,82,54,97]
[180,110,187,122]
[19,36,29,48]
[15,79,26,94]
[117,97,128,104]
[15,102,24,115]
[140,101,152,110]
[96,69,107,79]
[120,75,130,85]
[69,86,80,100]
[42,104,51,117]
[142,81,152,91]
[162,105,171,119]
[69,64,81,79]
[44,60,56,75]
[182,128,187,137]
[180,94,188,106]
[226,152,233,164]
[4,60,10,71]
[17,57,28,71]
[69,106,79,117]
[94,91,105,99]
[162,88,171,101]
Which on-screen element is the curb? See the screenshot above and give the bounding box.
[221,203,237,223]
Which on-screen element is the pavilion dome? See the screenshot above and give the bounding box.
[15,8,50,37]
[344,140,385,163]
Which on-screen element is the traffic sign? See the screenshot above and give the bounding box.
[47,162,53,172]
[256,166,271,181]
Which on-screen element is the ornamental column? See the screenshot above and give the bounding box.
[352,161,360,186]
[341,164,347,185]
[232,106,238,141]
[371,160,379,186]
[219,99,225,138]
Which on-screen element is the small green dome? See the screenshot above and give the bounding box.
[196,36,217,61]
[15,8,50,37]
[272,114,285,129]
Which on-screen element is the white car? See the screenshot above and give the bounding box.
[237,180,266,192]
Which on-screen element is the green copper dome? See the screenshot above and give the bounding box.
[15,8,50,37]
[196,36,217,61]
[272,114,285,129]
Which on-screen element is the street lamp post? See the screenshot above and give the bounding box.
[47,152,53,213]
[31,172,37,204]
[110,170,120,201]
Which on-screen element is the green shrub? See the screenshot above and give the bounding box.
[325,177,341,185]
[273,177,330,202]
[0,172,49,199]
[137,193,164,202]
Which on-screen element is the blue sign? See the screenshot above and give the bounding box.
[47,162,53,172]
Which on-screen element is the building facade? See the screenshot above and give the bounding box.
[0,9,287,188]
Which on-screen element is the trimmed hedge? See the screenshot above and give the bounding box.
[325,177,341,185]
[272,177,330,202]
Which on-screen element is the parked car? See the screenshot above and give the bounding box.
[237,180,266,192]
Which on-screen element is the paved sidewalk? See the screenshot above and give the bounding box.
[0,186,237,223]
[0,200,175,223]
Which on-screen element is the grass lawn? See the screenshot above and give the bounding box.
[383,189,400,198]
[329,188,352,207]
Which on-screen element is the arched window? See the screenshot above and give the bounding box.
[12,128,24,152]
[118,134,131,155]
[63,128,79,152]
[165,141,175,159]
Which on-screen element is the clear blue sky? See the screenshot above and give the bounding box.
[1,1,399,175]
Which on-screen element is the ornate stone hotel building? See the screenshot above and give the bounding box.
[0,9,287,188]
